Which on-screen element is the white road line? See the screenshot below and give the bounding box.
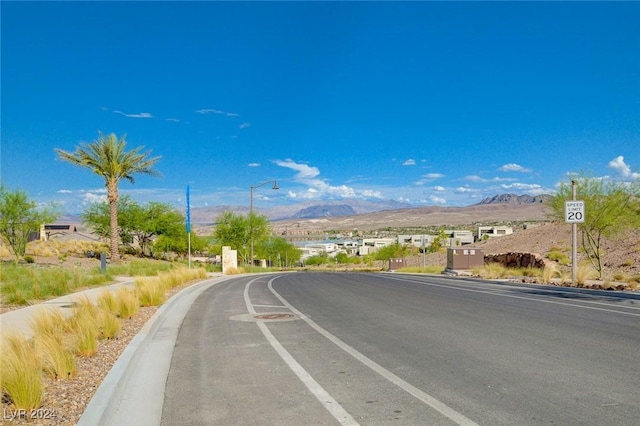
[386,276,640,317]
[243,278,360,426]
[268,277,480,426]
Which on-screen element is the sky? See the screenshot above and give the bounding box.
[2,1,639,214]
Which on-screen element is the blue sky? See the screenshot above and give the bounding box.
[2,1,639,214]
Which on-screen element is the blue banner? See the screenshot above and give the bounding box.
[186,185,191,234]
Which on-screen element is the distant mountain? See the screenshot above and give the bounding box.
[476,193,551,205]
[292,204,356,219]
[190,199,413,223]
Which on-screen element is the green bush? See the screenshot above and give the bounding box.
[548,250,571,266]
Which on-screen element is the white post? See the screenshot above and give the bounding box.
[571,180,577,284]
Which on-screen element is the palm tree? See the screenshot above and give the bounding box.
[55,132,161,261]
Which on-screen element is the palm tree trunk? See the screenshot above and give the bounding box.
[108,181,120,262]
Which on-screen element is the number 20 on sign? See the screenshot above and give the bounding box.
[565,200,585,223]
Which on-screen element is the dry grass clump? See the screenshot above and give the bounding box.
[224,266,245,275]
[35,334,76,380]
[97,290,119,314]
[116,287,140,319]
[28,239,108,258]
[542,264,558,284]
[97,310,121,340]
[576,263,598,285]
[135,277,167,307]
[0,333,43,411]
[29,308,67,339]
[66,304,99,358]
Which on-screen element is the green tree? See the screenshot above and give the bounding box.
[549,176,640,278]
[428,229,448,253]
[374,242,411,261]
[259,237,301,267]
[83,196,185,256]
[0,186,58,261]
[55,132,161,261]
[213,211,270,264]
[154,230,208,257]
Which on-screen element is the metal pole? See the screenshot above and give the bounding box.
[572,180,577,284]
[249,180,278,267]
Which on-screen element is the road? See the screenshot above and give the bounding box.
[161,273,640,425]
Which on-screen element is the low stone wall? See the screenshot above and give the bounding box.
[484,252,547,269]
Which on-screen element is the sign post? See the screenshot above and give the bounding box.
[565,181,585,283]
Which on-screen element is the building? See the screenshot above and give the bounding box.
[477,226,513,240]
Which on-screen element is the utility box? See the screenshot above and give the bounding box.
[388,258,405,271]
[446,247,484,270]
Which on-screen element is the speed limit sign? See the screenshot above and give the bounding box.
[565,201,585,223]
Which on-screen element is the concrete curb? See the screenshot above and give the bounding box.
[77,274,233,426]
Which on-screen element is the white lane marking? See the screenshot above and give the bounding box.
[267,277,479,426]
[243,278,360,426]
[385,275,640,317]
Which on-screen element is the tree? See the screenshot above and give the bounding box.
[55,132,161,261]
[213,211,269,264]
[549,176,640,278]
[83,196,183,256]
[374,242,412,261]
[259,237,301,267]
[0,186,58,261]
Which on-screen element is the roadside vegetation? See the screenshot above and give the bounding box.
[0,266,207,413]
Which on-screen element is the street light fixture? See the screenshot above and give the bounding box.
[249,180,279,265]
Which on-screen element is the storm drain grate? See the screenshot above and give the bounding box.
[254,313,295,320]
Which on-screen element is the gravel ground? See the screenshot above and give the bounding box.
[0,280,197,426]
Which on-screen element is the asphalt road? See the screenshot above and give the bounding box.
[161,273,640,425]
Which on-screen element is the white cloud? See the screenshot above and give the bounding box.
[239,122,251,129]
[82,192,107,204]
[608,156,640,179]
[429,195,447,205]
[402,159,416,166]
[56,189,72,194]
[501,183,542,191]
[248,163,261,167]
[499,163,531,173]
[275,159,381,201]
[275,159,320,179]
[113,111,154,119]
[415,173,445,185]
[165,118,180,122]
[434,186,445,192]
[196,108,239,118]
[464,175,514,183]
[455,186,474,193]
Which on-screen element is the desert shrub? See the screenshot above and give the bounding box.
[0,333,43,410]
[29,308,67,341]
[224,266,245,275]
[397,265,444,274]
[548,250,570,266]
[97,291,118,314]
[97,310,121,340]
[483,263,507,279]
[35,334,76,380]
[576,263,598,286]
[613,273,625,282]
[115,287,139,319]
[135,277,166,307]
[542,264,558,283]
[66,303,99,357]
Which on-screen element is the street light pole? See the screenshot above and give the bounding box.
[249,180,279,266]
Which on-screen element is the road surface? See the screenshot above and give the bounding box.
[161,272,640,425]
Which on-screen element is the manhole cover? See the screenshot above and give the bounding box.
[254,313,295,320]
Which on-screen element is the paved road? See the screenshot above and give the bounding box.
[161,273,640,425]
